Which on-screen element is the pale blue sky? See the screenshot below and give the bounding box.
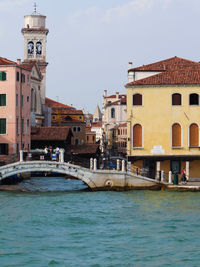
[0,0,200,113]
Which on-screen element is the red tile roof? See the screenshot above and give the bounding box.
[127,68,200,86]
[92,121,102,127]
[45,97,75,109]
[31,127,72,141]
[105,94,126,99]
[52,109,83,115]
[0,57,16,65]
[128,56,200,72]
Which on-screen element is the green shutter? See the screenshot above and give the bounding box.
[0,94,6,106]
[16,72,19,81]
[0,119,6,134]
[2,72,6,81]
[0,72,6,81]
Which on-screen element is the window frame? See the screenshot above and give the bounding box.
[0,94,6,106]
[133,93,142,106]
[0,118,6,134]
[172,93,182,106]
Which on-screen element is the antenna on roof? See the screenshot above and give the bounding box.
[34,2,37,13]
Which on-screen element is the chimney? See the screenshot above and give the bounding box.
[116,92,119,99]
[129,61,133,69]
[17,59,21,65]
[104,90,107,97]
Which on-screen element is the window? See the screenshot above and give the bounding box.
[77,127,81,132]
[118,129,120,135]
[0,119,6,134]
[0,144,8,155]
[93,136,95,142]
[172,93,181,105]
[133,94,142,106]
[52,115,56,120]
[28,41,34,55]
[27,96,29,102]
[16,118,19,135]
[75,139,79,145]
[0,94,6,106]
[111,108,115,118]
[16,94,18,107]
[79,116,82,120]
[21,95,24,107]
[189,123,199,147]
[87,136,89,142]
[16,72,19,81]
[73,127,77,132]
[21,118,24,134]
[21,74,25,83]
[133,124,142,147]
[27,119,29,128]
[0,72,6,81]
[172,123,181,147]
[27,75,29,84]
[36,42,42,55]
[16,143,19,154]
[189,93,199,105]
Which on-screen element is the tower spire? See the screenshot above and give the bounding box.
[34,2,37,14]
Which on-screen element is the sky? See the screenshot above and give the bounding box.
[0,0,200,113]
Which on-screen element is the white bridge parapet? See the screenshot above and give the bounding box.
[0,161,161,191]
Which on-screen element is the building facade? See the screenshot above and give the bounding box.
[0,57,31,165]
[126,56,200,178]
[102,90,127,153]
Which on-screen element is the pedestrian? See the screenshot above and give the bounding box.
[44,146,48,160]
[181,168,187,184]
[55,146,60,161]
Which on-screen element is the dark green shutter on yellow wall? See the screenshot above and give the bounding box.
[0,72,6,81]
[0,94,6,106]
[0,119,6,134]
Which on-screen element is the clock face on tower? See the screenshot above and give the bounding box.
[36,42,42,55]
[28,41,34,55]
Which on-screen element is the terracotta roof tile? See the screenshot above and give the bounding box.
[0,57,16,65]
[105,94,126,99]
[127,68,200,86]
[92,121,102,127]
[31,126,72,141]
[128,56,200,72]
[45,97,75,109]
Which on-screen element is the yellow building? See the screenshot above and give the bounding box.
[126,57,200,179]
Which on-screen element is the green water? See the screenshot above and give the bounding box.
[0,177,200,266]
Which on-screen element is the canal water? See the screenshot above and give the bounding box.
[0,177,200,266]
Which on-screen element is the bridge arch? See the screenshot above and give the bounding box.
[0,161,97,190]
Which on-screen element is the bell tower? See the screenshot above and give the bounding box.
[21,3,49,104]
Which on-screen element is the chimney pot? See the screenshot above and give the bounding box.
[17,59,21,65]
[129,61,133,69]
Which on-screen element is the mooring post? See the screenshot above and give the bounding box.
[90,158,94,170]
[117,159,120,171]
[60,149,64,163]
[20,150,23,162]
[169,171,172,184]
[94,158,97,171]
[161,170,164,182]
[122,160,125,172]
[127,162,131,172]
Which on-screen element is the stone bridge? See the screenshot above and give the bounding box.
[0,161,161,191]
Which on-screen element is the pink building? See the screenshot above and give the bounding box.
[0,57,31,165]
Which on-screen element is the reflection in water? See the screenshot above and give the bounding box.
[18,177,88,192]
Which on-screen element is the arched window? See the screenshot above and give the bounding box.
[36,42,42,55]
[172,123,181,147]
[133,124,142,147]
[111,108,115,118]
[189,123,199,147]
[189,93,199,105]
[28,42,34,55]
[172,93,182,105]
[133,94,142,106]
